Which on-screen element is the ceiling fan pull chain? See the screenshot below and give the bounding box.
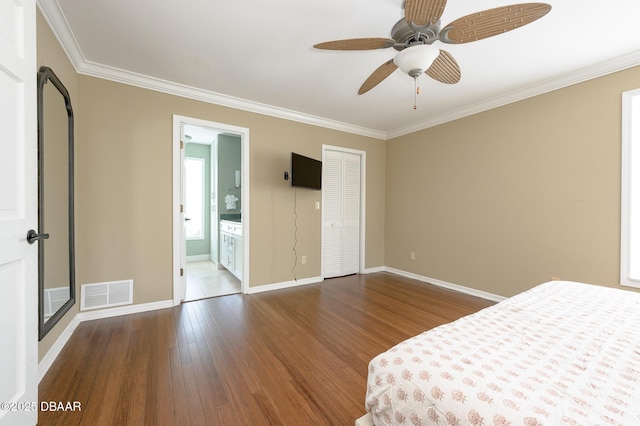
[413,76,419,110]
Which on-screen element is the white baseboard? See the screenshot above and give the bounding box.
[383,267,506,303]
[38,315,81,384]
[245,276,323,294]
[77,299,173,322]
[38,299,173,383]
[38,267,501,383]
[186,254,211,262]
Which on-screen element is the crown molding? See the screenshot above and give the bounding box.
[77,60,387,140]
[36,0,387,140]
[386,50,640,139]
[38,0,640,142]
[37,0,86,71]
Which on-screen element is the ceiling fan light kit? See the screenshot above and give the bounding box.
[313,0,551,107]
[393,44,440,78]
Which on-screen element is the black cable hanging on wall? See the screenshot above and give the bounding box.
[291,187,298,281]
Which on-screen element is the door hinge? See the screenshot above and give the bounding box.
[180,204,184,213]
[180,268,184,277]
[180,140,184,149]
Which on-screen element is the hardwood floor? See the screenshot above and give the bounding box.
[38,273,495,425]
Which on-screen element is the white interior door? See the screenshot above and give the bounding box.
[0,0,38,424]
[322,148,362,278]
[322,151,343,277]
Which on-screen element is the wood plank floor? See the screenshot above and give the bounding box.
[38,273,495,425]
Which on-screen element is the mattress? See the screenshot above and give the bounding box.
[365,281,640,425]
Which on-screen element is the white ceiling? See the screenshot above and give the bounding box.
[39,0,640,139]
[183,124,219,145]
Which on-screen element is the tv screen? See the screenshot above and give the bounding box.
[291,152,322,190]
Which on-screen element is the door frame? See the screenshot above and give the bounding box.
[321,144,366,277]
[172,115,250,305]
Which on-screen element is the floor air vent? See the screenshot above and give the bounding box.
[81,280,133,311]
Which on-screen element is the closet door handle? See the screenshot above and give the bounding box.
[26,229,49,244]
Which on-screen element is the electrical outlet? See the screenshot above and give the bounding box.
[301,255,307,264]
[410,252,416,261]
[315,201,320,210]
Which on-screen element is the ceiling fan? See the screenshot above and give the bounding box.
[313,0,551,105]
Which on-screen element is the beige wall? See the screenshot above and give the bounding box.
[75,76,386,298]
[37,5,640,363]
[386,65,640,297]
[36,12,386,361]
[37,10,80,360]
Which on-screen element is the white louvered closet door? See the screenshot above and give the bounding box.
[322,149,361,278]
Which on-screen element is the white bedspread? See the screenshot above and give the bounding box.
[365,281,640,425]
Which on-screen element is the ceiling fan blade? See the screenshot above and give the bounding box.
[358,60,398,95]
[404,0,448,26]
[440,3,551,44]
[426,50,460,84]
[313,38,395,50]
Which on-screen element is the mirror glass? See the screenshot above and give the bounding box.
[37,66,75,340]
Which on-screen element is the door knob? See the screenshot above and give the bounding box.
[26,229,49,244]
[184,217,191,221]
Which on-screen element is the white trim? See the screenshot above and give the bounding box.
[244,276,324,294]
[621,88,640,288]
[37,267,501,383]
[241,129,250,293]
[383,267,506,303]
[173,115,250,305]
[37,0,640,140]
[36,0,386,140]
[81,61,386,140]
[38,315,81,383]
[38,299,173,382]
[172,116,182,305]
[78,299,173,321]
[362,266,385,274]
[36,0,86,71]
[321,145,367,278]
[386,50,640,139]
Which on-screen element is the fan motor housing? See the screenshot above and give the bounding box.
[391,18,441,51]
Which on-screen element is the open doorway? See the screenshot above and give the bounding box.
[182,125,241,301]
[172,115,250,305]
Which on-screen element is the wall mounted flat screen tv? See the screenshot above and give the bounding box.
[291,152,322,190]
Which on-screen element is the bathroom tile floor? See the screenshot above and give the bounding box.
[184,260,241,302]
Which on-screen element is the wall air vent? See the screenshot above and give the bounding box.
[80,280,133,311]
[43,286,71,320]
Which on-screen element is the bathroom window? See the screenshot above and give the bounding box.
[621,88,640,288]
[185,157,205,240]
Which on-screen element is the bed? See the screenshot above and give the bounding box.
[359,280,640,425]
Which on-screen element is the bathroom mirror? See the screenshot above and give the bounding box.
[37,66,75,340]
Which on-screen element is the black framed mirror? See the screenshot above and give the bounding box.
[37,66,75,340]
